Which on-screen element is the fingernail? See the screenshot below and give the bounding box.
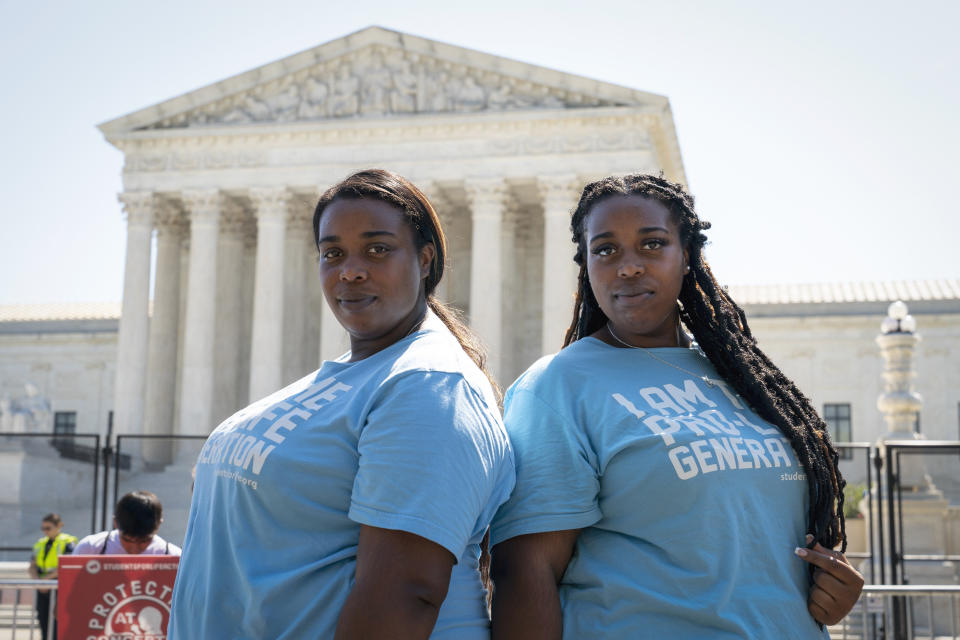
[805,534,814,544]
[794,547,808,557]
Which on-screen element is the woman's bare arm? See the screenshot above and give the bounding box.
[491,530,580,640]
[335,525,455,640]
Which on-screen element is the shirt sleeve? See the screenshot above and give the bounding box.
[348,370,508,561]
[491,387,602,546]
[72,536,97,555]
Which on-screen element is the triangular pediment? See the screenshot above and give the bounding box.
[99,26,668,134]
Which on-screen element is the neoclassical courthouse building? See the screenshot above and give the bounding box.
[2,27,959,507]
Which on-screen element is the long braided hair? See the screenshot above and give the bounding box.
[563,173,846,551]
[313,168,500,590]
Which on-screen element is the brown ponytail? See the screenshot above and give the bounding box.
[314,169,501,598]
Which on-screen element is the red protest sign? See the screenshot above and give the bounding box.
[58,555,179,640]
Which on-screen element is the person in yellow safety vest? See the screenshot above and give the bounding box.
[29,513,76,640]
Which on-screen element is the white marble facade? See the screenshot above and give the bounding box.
[8,28,957,469]
[95,26,686,448]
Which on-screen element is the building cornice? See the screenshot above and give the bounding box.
[108,107,684,185]
[107,106,664,147]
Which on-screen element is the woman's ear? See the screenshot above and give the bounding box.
[419,243,436,280]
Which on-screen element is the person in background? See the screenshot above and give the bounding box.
[73,490,181,555]
[490,174,863,639]
[29,513,76,639]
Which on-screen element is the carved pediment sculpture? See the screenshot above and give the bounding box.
[145,46,618,130]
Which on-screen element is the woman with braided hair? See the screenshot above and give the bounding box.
[489,173,862,638]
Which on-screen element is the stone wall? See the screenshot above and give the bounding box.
[0,326,116,437]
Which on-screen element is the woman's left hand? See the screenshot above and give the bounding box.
[795,536,865,625]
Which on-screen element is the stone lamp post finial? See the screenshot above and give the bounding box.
[876,300,923,441]
[881,300,917,335]
[876,299,935,493]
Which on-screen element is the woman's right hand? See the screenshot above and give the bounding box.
[796,538,865,625]
[491,530,580,640]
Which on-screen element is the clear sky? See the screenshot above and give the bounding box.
[1,0,957,304]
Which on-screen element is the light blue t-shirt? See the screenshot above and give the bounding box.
[491,338,827,639]
[169,312,515,639]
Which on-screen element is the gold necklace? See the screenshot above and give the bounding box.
[605,323,719,388]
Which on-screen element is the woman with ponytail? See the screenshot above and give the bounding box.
[489,174,862,638]
[170,169,514,639]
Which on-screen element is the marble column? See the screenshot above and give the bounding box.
[248,187,289,401]
[236,224,258,406]
[297,190,323,373]
[142,203,185,466]
[113,191,154,438]
[539,175,582,354]
[283,203,313,383]
[466,178,508,379]
[213,201,248,424]
[178,189,222,437]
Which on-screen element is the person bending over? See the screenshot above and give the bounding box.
[73,490,181,555]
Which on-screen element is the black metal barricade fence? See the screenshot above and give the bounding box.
[830,585,960,640]
[836,443,877,583]
[827,440,960,640]
[3,437,956,559]
[879,441,960,639]
[111,434,208,548]
[0,431,210,558]
[0,432,100,562]
[2,434,959,637]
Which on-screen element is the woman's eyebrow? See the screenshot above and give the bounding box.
[588,231,613,244]
[589,226,668,244]
[318,230,397,243]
